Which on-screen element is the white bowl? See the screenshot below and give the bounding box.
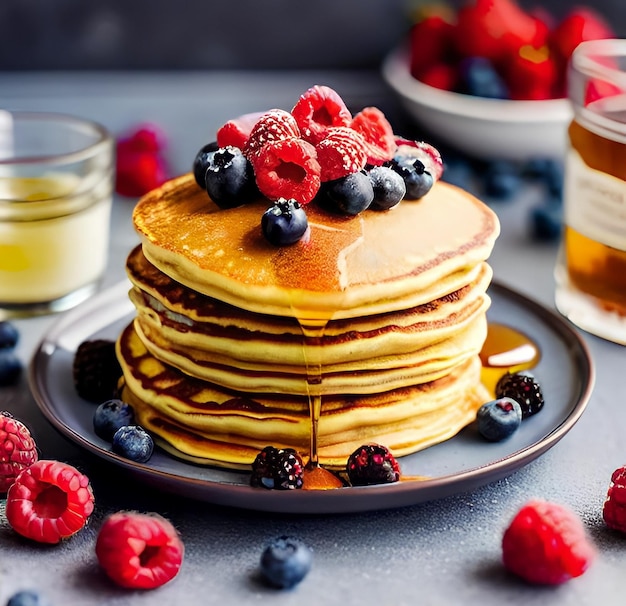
[382,46,573,161]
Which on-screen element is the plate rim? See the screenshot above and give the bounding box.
[28,279,595,514]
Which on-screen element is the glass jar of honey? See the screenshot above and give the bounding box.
[555,39,626,345]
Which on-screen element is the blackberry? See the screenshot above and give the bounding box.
[72,339,122,403]
[495,372,544,419]
[250,446,304,490]
[346,443,400,486]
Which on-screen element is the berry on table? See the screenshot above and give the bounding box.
[72,339,122,403]
[204,145,259,209]
[502,499,595,584]
[476,397,522,441]
[319,171,374,216]
[495,372,544,419]
[6,459,94,544]
[291,84,352,145]
[192,141,219,188]
[260,535,313,589]
[250,446,304,490]
[112,425,154,463]
[316,127,367,182]
[0,412,38,493]
[368,165,406,210]
[95,511,184,589]
[603,466,626,533]
[261,199,309,246]
[93,399,135,442]
[6,590,50,606]
[346,443,400,486]
[0,320,19,349]
[0,351,22,387]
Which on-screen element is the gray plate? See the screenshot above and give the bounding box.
[29,279,594,514]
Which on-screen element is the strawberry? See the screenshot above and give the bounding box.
[418,62,459,91]
[350,107,396,166]
[505,45,558,100]
[6,459,94,544]
[0,412,38,493]
[252,137,321,204]
[316,127,368,182]
[243,109,301,161]
[216,111,266,150]
[409,14,457,80]
[291,85,352,145]
[96,511,184,589]
[502,499,595,585]
[603,466,626,533]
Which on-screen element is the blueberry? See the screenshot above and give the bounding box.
[390,157,434,200]
[192,141,219,189]
[112,425,154,463]
[0,321,19,349]
[261,198,309,246]
[367,166,406,210]
[7,590,50,606]
[477,397,523,442]
[483,160,520,200]
[530,201,563,242]
[260,536,313,589]
[319,171,374,215]
[204,146,259,208]
[523,157,564,197]
[0,351,22,386]
[93,399,135,441]
[442,156,474,192]
[458,57,509,99]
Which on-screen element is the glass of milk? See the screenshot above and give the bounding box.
[0,111,114,318]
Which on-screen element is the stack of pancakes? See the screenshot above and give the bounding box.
[116,173,500,469]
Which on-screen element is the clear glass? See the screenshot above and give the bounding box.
[0,111,114,318]
[555,39,626,345]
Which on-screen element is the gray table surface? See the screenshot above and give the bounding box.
[1,71,625,606]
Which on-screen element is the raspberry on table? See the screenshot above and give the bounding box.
[6,459,95,544]
[72,339,123,403]
[346,443,400,486]
[250,446,304,490]
[502,499,595,585]
[291,84,352,145]
[252,137,321,205]
[95,511,184,589]
[603,466,626,533]
[243,109,301,161]
[0,411,38,493]
[316,127,368,182]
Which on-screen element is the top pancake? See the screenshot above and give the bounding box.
[133,174,500,320]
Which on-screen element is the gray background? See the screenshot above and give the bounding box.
[0,0,624,71]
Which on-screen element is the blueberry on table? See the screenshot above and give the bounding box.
[367,165,406,210]
[260,535,313,589]
[6,589,51,606]
[0,321,19,349]
[112,425,154,463]
[476,397,522,441]
[261,199,309,246]
[93,399,135,441]
[0,351,22,386]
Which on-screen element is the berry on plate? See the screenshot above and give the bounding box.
[95,511,184,589]
[72,339,123,403]
[291,85,352,145]
[261,199,309,246]
[6,459,94,544]
[603,466,626,533]
[502,499,595,584]
[93,399,135,442]
[112,425,154,463]
[0,412,38,493]
[260,535,313,589]
[250,445,304,490]
[495,372,544,419]
[346,443,400,486]
[476,397,522,442]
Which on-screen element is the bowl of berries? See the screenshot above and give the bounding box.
[382,0,614,161]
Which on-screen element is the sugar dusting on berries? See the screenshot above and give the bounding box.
[0,412,38,493]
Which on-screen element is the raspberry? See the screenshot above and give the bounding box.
[350,107,396,166]
[252,138,320,204]
[0,412,38,493]
[316,127,368,182]
[216,110,266,150]
[346,443,400,486]
[291,85,352,145]
[495,372,544,419]
[393,138,444,181]
[95,511,184,589]
[603,466,626,533]
[250,446,304,490]
[73,339,123,403]
[243,109,301,160]
[502,499,595,584]
[6,459,95,544]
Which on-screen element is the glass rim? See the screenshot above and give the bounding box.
[0,110,113,166]
[571,39,626,88]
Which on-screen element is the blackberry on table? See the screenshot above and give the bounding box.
[495,371,544,419]
[250,446,304,490]
[73,339,122,403]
